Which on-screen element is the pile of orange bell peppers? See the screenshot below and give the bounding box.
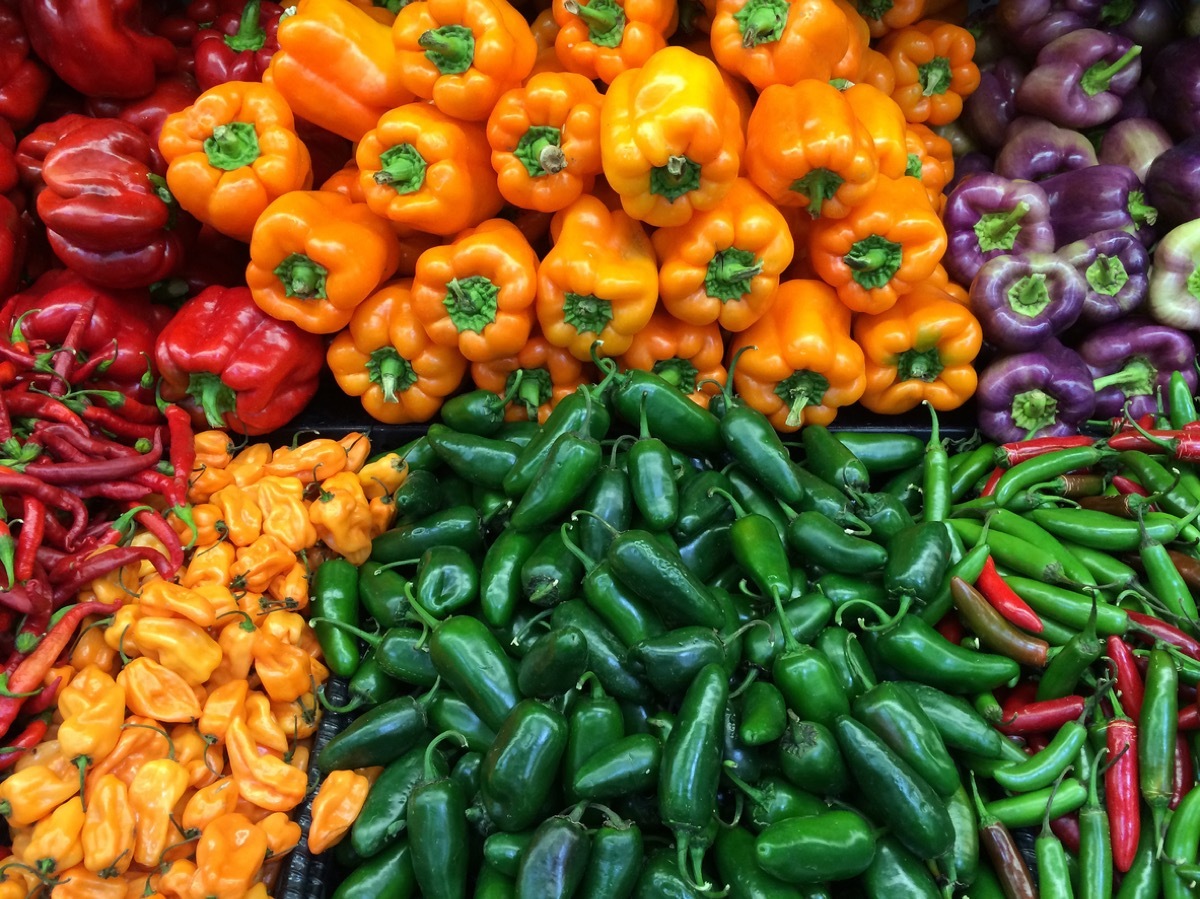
[151,0,991,431]
[0,431,404,898]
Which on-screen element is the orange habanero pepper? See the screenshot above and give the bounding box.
[245,691,290,754]
[328,280,469,424]
[190,813,268,899]
[710,0,850,90]
[745,79,879,220]
[267,562,311,614]
[260,811,302,859]
[138,580,218,628]
[537,195,658,362]
[23,795,84,877]
[182,777,239,835]
[0,764,79,827]
[159,82,313,243]
[809,174,947,314]
[728,279,866,430]
[130,618,223,686]
[357,452,409,500]
[356,103,503,237]
[340,432,373,473]
[601,47,743,228]
[411,220,538,364]
[194,430,234,471]
[880,20,980,126]
[57,666,125,766]
[53,865,129,898]
[116,658,203,723]
[69,625,117,676]
[310,472,375,565]
[307,770,371,854]
[127,759,190,867]
[199,680,247,745]
[618,311,727,406]
[230,535,296,594]
[652,177,793,332]
[209,485,262,548]
[254,477,318,552]
[181,543,236,592]
[853,282,983,414]
[470,332,590,424]
[552,0,676,84]
[392,0,537,122]
[487,72,604,213]
[225,718,308,812]
[264,438,346,483]
[81,775,135,877]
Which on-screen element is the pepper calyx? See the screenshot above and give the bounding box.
[186,372,237,429]
[896,346,944,383]
[1085,254,1129,297]
[1010,388,1059,435]
[705,247,762,302]
[843,234,903,289]
[650,155,701,202]
[775,369,830,428]
[443,276,500,334]
[1006,272,1052,319]
[374,143,427,195]
[973,201,1030,254]
[733,0,789,46]
[204,122,261,171]
[563,292,614,335]
[273,253,329,300]
[365,347,417,404]
[790,168,845,219]
[418,24,476,75]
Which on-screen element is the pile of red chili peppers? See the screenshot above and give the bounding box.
[0,283,193,762]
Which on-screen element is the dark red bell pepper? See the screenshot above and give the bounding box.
[0,1,49,129]
[154,285,324,435]
[15,114,106,198]
[85,73,201,171]
[35,118,191,289]
[193,0,284,92]
[19,0,178,99]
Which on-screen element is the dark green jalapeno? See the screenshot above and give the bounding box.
[714,826,806,899]
[788,510,888,573]
[738,681,788,746]
[474,863,516,898]
[516,626,590,699]
[612,367,723,457]
[451,750,483,797]
[814,626,877,701]
[504,383,612,497]
[514,806,592,899]
[483,830,533,878]
[815,573,893,615]
[407,732,471,899]
[440,377,527,437]
[755,809,877,884]
[357,561,412,629]
[743,593,833,669]
[801,424,871,494]
[371,505,484,563]
[832,431,926,475]
[479,528,544,628]
[604,525,726,630]
[312,558,361,678]
[674,470,736,539]
[721,701,763,784]
[323,652,402,714]
[521,524,585,607]
[883,462,924,514]
[551,600,652,703]
[723,768,825,832]
[414,545,479,618]
[309,618,438,688]
[425,694,497,755]
[561,528,666,649]
[393,468,443,522]
[351,742,448,859]
[575,819,643,899]
[564,675,625,804]
[572,734,662,799]
[509,415,603,531]
[627,396,681,531]
[675,523,734,582]
[426,424,521,491]
[773,641,850,726]
[853,682,960,798]
[791,465,869,531]
[317,694,428,772]
[628,627,733,697]
[481,699,570,833]
[861,835,942,899]
[331,838,416,899]
[634,849,707,898]
[718,395,804,505]
[900,683,1026,762]
[883,521,953,603]
[853,490,916,543]
[703,487,791,605]
[578,444,634,561]
[722,465,789,544]
[778,717,850,797]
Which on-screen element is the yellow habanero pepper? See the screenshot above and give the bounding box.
[309,472,375,565]
[308,770,371,853]
[252,631,314,704]
[190,813,269,899]
[0,764,79,827]
[340,432,373,473]
[260,811,302,859]
[69,625,117,676]
[48,864,128,898]
[199,680,248,745]
[369,493,398,537]
[128,759,190,867]
[171,725,224,789]
[183,503,228,549]
[267,562,311,614]
[180,542,236,590]
[130,618,223,687]
[600,47,744,228]
[245,691,290,754]
[57,666,126,766]
[182,778,239,835]
[225,718,308,812]
[231,534,296,593]
[22,795,84,876]
[194,430,234,471]
[116,658,203,723]
[138,580,218,629]
[209,485,263,548]
[187,465,234,505]
[216,615,258,683]
[357,452,408,500]
[272,692,322,741]
[81,775,135,877]
[265,438,347,483]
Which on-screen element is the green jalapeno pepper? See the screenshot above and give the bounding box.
[790,465,869,531]
[943,782,980,891]
[778,717,850,797]
[426,424,521,491]
[576,819,643,899]
[725,465,791,543]
[551,600,653,703]
[884,521,953,604]
[517,626,590,699]
[480,528,544,628]
[563,675,625,804]
[743,593,833,670]
[605,526,726,630]
[331,838,416,899]
[900,683,1026,762]
[311,558,361,678]
[440,377,526,437]
[451,750,483,797]
[722,701,764,784]
[504,383,612,497]
[474,863,516,898]
[702,488,791,605]
[634,848,707,898]
[883,462,924,514]
[425,693,497,755]
[814,626,877,701]
[613,368,723,457]
[629,627,735,697]
[801,425,871,494]
[723,768,826,833]
[483,830,533,878]
[718,398,804,505]
[510,418,603,531]
[414,546,479,618]
[317,694,428,772]
[578,445,634,561]
[310,618,438,688]
[922,405,952,522]
[514,805,592,899]
[738,681,788,746]
[1002,578,1128,636]
[674,470,736,539]
[396,434,439,472]
[371,505,485,563]
[658,662,728,893]
[481,699,570,833]
[773,642,851,726]
[861,835,942,899]
[324,651,402,714]
[789,510,888,574]
[815,573,894,614]
[561,527,666,649]
[714,826,805,899]
[675,524,734,582]
[351,741,446,858]
[627,396,681,531]
[853,682,960,798]
[521,524,585,607]
[572,734,662,799]
[834,431,926,474]
[853,491,915,543]
[755,809,877,884]
[358,561,413,629]
[408,731,471,899]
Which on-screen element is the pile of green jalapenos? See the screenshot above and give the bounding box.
[305,361,1200,899]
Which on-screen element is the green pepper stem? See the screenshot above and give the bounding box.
[317,684,363,713]
[308,617,382,648]
[203,122,261,172]
[559,521,597,572]
[120,722,176,761]
[706,486,748,519]
[572,509,621,537]
[226,0,266,50]
[418,25,476,74]
[1080,44,1142,97]
[423,730,469,780]
[404,582,442,631]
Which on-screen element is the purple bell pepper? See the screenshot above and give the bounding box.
[1016,30,1143,129]
[996,0,1104,56]
[969,252,1086,352]
[1078,317,1198,419]
[1147,221,1200,330]
[1105,0,1176,59]
[946,153,995,193]
[1098,117,1173,180]
[943,174,1056,286]
[1042,164,1158,248]
[1144,135,1200,232]
[962,58,1027,152]
[995,118,1098,182]
[976,339,1097,442]
[1112,84,1151,123]
[1059,229,1150,324]
[1149,38,1200,140]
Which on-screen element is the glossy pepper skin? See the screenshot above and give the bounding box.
[976,340,1096,442]
[20,0,177,99]
[471,333,589,423]
[969,252,1086,352]
[1059,228,1149,325]
[246,190,401,333]
[729,279,866,430]
[159,81,312,242]
[709,0,850,91]
[809,175,947,314]
[942,174,1055,286]
[0,4,49,129]
[487,71,604,213]
[600,47,744,228]
[1043,164,1157,249]
[264,0,413,141]
[1149,36,1200,140]
[194,0,286,92]
[994,116,1095,183]
[156,285,324,435]
[962,56,1026,152]
[1016,29,1142,129]
[392,0,537,122]
[745,80,878,222]
[1077,316,1197,420]
[37,118,188,289]
[880,21,980,126]
[618,311,726,407]
[1147,221,1200,330]
[1145,135,1200,233]
[537,195,658,361]
[551,0,677,85]
[854,283,983,415]
[356,102,503,237]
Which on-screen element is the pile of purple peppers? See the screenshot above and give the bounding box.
[950,0,1200,444]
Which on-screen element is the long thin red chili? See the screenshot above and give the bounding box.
[72,480,152,502]
[25,431,161,484]
[3,388,88,433]
[0,585,33,615]
[0,716,49,772]
[133,508,184,577]
[1106,709,1140,872]
[1112,474,1151,497]
[976,557,1044,633]
[0,469,87,549]
[980,467,1003,497]
[51,546,171,604]
[998,435,1095,467]
[48,297,95,395]
[1049,814,1081,855]
[1171,734,1194,810]
[998,696,1088,736]
[164,404,194,506]
[23,675,62,716]
[1107,636,1146,720]
[0,389,10,443]
[1128,611,1200,660]
[79,406,161,440]
[1180,704,1200,731]
[936,613,965,645]
[66,340,118,385]
[15,496,43,583]
[35,422,139,459]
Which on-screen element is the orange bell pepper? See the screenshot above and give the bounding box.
[710,0,850,90]
[191,813,269,899]
[858,46,897,95]
[728,279,866,430]
[411,220,538,364]
[601,47,743,228]
[348,0,399,21]
[117,658,203,723]
[225,718,308,812]
[247,190,402,335]
[652,177,793,333]
[857,0,958,38]
[128,759,190,867]
[618,311,726,406]
[853,282,982,414]
[487,72,604,213]
[809,175,947,314]
[537,195,658,361]
[745,79,878,220]
[81,775,135,878]
[552,0,676,84]
[264,0,414,141]
[308,770,371,854]
[57,667,125,766]
[830,0,868,82]
[327,280,468,424]
[905,122,954,212]
[469,332,590,423]
[392,0,537,122]
[880,20,980,126]
[356,103,503,237]
[842,82,909,181]
[928,262,969,305]
[22,795,84,876]
[159,82,313,243]
[321,162,366,204]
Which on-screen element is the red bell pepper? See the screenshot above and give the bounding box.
[0,2,49,129]
[14,114,96,198]
[193,0,284,91]
[35,117,191,289]
[0,119,24,295]
[86,73,201,170]
[19,0,178,99]
[154,285,324,435]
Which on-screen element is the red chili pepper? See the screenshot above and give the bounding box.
[936,613,965,645]
[72,480,156,502]
[131,468,180,499]
[24,430,161,484]
[0,388,9,442]
[164,404,195,506]
[976,557,1044,633]
[14,495,42,582]
[998,435,1095,467]
[50,546,170,605]
[1107,636,1146,721]
[4,387,88,433]
[66,340,119,386]
[38,511,69,552]
[79,405,163,440]
[980,467,1003,497]
[23,674,62,715]
[1105,704,1140,872]
[1049,814,1081,855]
[1128,611,1200,661]
[998,695,1088,736]
[1111,474,1150,497]
[1107,428,1186,453]
[1026,733,1050,753]
[1178,703,1200,731]
[1171,734,1194,810]
[1001,681,1039,718]
[133,508,184,577]
[35,422,140,459]
[47,295,96,395]
[0,467,87,548]
[0,715,48,772]
[0,583,32,615]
